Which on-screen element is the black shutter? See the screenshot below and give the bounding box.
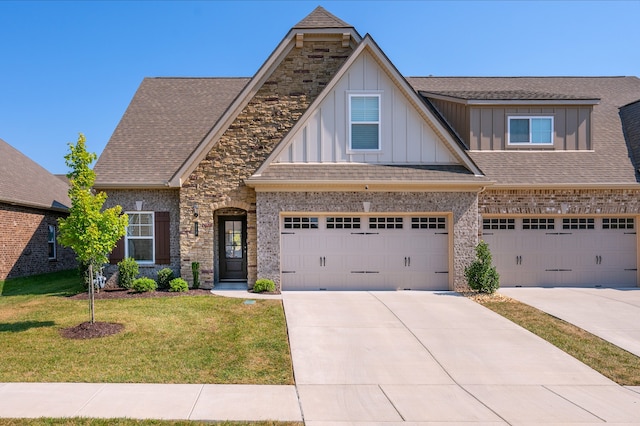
[155,212,170,264]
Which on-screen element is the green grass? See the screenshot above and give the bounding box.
[0,271,293,384]
[0,420,303,426]
[474,294,640,386]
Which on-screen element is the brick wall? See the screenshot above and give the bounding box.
[256,191,479,291]
[479,188,640,215]
[180,37,354,288]
[102,189,180,281]
[0,203,76,281]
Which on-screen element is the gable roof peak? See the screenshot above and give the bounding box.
[293,6,353,29]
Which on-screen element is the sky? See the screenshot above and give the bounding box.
[1,0,639,175]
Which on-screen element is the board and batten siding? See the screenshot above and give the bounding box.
[275,51,459,165]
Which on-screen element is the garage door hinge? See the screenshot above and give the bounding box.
[350,232,380,235]
[281,271,296,274]
[624,268,637,271]
[435,232,448,235]
[281,232,295,235]
[545,269,572,272]
[434,271,449,274]
[350,271,379,274]
[624,232,637,235]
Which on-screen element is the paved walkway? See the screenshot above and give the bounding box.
[1,290,640,424]
[500,287,640,358]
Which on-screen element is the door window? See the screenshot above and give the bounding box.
[225,221,243,259]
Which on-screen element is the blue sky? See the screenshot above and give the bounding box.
[1,0,639,175]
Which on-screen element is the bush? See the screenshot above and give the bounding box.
[132,277,157,293]
[169,278,189,292]
[465,241,500,294]
[157,268,175,289]
[191,262,200,289]
[253,278,275,293]
[117,257,138,289]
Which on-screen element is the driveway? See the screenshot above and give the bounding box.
[500,287,640,358]
[283,291,640,424]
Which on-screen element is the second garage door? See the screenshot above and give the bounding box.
[482,217,637,287]
[281,215,450,290]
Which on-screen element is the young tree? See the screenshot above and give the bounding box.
[58,134,128,323]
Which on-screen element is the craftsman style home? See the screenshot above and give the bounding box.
[94,7,640,291]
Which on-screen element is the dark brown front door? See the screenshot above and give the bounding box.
[219,216,247,281]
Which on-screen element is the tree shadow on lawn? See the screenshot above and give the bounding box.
[0,320,56,333]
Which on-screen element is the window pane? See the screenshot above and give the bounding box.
[510,119,529,143]
[531,118,552,144]
[351,96,379,122]
[128,239,153,262]
[352,124,379,149]
[48,225,55,243]
[139,224,153,237]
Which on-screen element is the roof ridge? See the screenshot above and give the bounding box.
[293,6,353,29]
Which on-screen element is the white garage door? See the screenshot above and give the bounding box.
[482,217,637,287]
[281,215,449,290]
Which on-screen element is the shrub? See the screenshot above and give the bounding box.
[157,268,175,289]
[465,241,500,294]
[169,278,189,292]
[117,257,138,289]
[253,278,276,293]
[191,262,200,289]
[132,277,157,293]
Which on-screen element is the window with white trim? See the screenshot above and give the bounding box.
[508,116,553,145]
[349,94,381,151]
[47,225,56,260]
[126,212,154,263]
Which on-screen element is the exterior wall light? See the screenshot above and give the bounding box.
[135,200,143,211]
[363,201,371,212]
[193,204,199,218]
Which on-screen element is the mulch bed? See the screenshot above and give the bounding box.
[60,321,125,339]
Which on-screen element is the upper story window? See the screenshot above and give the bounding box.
[508,116,553,145]
[47,225,56,260]
[349,94,381,151]
[126,212,154,263]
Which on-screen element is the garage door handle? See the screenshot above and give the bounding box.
[404,257,411,267]
[319,256,326,267]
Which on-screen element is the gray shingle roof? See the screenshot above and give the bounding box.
[620,99,640,174]
[420,90,599,102]
[0,138,71,211]
[252,163,488,183]
[408,77,640,186]
[293,6,353,29]
[94,77,250,187]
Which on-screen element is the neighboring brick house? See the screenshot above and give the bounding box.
[94,7,640,291]
[0,138,76,281]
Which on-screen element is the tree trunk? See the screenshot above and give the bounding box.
[88,263,95,324]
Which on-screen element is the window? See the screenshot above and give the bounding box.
[563,218,594,230]
[349,94,380,151]
[369,217,403,229]
[327,217,360,229]
[483,218,515,230]
[47,225,56,260]
[523,218,555,230]
[126,212,154,262]
[283,217,318,229]
[411,217,446,229]
[508,116,553,145]
[603,218,635,230]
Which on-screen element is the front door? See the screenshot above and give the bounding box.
[219,216,247,281]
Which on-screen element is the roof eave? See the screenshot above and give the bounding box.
[420,92,601,106]
[93,182,173,190]
[245,178,493,192]
[0,198,70,213]
[488,182,640,190]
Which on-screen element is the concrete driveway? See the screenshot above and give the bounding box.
[500,287,640,358]
[283,291,640,424]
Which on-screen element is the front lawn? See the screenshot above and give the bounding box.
[0,271,293,384]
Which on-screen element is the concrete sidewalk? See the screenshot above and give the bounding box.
[500,287,640,357]
[0,383,302,421]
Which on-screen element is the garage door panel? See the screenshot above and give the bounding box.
[281,215,450,291]
[483,217,637,288]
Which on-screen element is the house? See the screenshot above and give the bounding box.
[0,138,76,281]
[94,7,640,291]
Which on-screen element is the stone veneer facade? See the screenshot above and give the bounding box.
[102,189,180,279]
[179,38,354,288]
[256,191,479,291]
[479,189,640,216]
